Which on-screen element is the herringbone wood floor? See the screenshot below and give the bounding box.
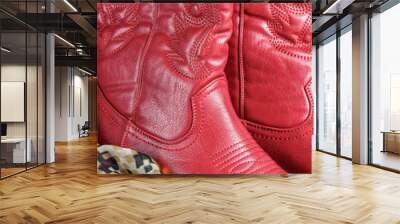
[1,135,400,224]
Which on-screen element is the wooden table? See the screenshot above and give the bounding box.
[381,131,400,154]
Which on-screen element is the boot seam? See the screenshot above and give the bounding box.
[238,3,245,119]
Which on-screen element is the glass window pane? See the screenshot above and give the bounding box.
[312,46,317,151]
[27,31,38,168]
[1,1,46,179]
[318,36,337,154]
[340,29,352,158]
[38,32,45,165]
[371,4,400,171]
[1,30,27,177]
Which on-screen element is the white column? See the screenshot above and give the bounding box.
[45,0,56,163]
[352,14,369,164]
[46,33,55,163]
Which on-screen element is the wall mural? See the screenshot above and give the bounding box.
[97,3,313,175]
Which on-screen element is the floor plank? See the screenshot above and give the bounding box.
[0,135,400,224]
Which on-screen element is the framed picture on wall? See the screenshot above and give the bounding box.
[1,81,25,123]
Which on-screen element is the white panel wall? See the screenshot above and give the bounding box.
[54,67,89,141]
[55,66,70,141]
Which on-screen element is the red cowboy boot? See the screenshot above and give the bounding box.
[226,3,313,173]
[97,3,286,174]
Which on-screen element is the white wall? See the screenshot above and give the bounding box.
[1,63,46,164]
[1,65,26,139]
[55,67,70,141]
[1,65,40,138]
[73,73,89,137]
[54,67,89,141]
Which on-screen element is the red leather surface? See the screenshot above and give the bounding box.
[226,3,313,173]
[97,3,286,174]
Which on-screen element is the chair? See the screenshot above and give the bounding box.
[79,121,90,138]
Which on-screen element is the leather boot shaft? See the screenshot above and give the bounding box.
[226,3,313,173]
[98,3,286,174]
